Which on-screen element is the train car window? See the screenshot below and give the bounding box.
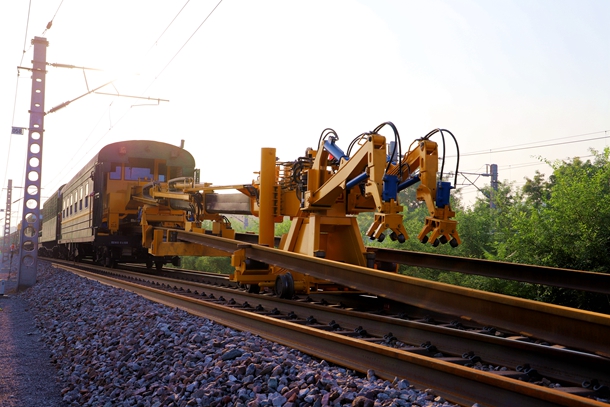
[125,167,153,181]
[158,162,167,181]
[109,164,122,180]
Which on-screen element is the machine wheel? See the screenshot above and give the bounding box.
[247,284,261,294]
[146,258,153,270]
[171,256,181,267]
[155,260,164,271]
[275,273,295,299]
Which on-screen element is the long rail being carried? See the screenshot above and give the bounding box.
[155,227,610,358]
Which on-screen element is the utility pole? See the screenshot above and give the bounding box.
[489,164,498,209]
[18,37,48,289]
[490,164,498,191]
[2,180,12,268]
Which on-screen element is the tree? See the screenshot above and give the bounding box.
[494,149,610,312]
[505,149,610,273]
[522,170,552,209]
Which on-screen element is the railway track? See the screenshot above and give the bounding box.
[51,259,610,407]
[162,228,610,357]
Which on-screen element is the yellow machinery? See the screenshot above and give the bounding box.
[140,122,461,297]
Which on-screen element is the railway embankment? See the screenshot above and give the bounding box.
[1,262,461,407]
[0,263,65,407]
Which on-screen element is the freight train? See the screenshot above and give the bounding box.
[39,140,196,269]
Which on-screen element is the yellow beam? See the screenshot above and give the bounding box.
[259,148,276,247]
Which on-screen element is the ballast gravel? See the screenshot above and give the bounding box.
[8,262,465,407]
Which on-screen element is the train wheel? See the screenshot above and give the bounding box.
[155,261,163,271]
[275,273,295,299]
[146,258,153,270]
[247,284,260,294]
[103,253,111,268]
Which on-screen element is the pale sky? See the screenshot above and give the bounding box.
[1,0,609,225]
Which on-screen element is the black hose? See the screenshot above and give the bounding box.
[422,128,460,187]
[440,129,460,187]
[318,128,338,150]
[373,122,402,178]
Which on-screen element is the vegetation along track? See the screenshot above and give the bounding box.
[52,260,610,407]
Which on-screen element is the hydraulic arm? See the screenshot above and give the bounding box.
[136,122,461,295]
[296,123,461,248]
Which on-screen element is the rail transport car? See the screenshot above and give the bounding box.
[40,184,65,258]
[40,140,196,268]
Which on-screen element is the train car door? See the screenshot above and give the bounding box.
[92,162,105,231]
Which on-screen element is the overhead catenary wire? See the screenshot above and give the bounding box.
[42,0,65,34]
[4,0,68,207]
[19,0,33,67]
[40,0,224,198]
[146,0,224,91]
[146,0,191,54]
[441,130,608,195]
[454,130,609,158]
[2,0,34,204]
[465,130,608,156]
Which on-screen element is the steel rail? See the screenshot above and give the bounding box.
[369,247,610,294]
[228,232,610,295]
[93,262,610,388]
[99,265,610,389]
[170,230,610,357]
[60,265,607,407]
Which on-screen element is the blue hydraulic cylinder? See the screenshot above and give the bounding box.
[323,139,349,162]
[382,175,399,201]
[398,174,421,192]
[436,181,453,208]
[346,172,369,190]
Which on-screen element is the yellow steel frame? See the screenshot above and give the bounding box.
[137,129,460,295]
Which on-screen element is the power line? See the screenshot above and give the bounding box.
[42,1,223,196]
[463,130,608,156]
[151,0,224,84]
[456,130,609,158]
[19,0,33,66]
[147,0,191,53]
[58,0,225,189]
[3,0,34,204]
[42,0,65,34]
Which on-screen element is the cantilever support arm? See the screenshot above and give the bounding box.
[304,134,386,210]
